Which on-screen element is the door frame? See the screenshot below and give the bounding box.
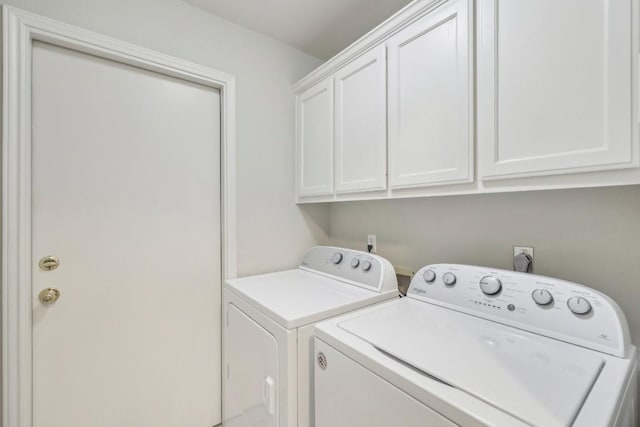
[1,6,237,427]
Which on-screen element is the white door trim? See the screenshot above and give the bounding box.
[1,6,237,427]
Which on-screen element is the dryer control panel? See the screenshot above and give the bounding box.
[299,246,397,293]
[407,264,631,357]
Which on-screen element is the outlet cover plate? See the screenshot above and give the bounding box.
[513,246,534,273]
[514,246,534,258]
[367,234,377,253]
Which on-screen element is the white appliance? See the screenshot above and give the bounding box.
[223,246,398,427]
[314,264,638,426]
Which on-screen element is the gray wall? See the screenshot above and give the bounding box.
[329,185,640,347]
[3,0,330,276]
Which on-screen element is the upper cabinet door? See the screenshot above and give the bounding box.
[334,46,387,193]
[478,0,635,180]
[296,79,334,197]
[387,0,473,189]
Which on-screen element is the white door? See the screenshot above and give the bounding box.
[31,41,221,427]
[225,304,279,427]
[334,46,387,194]
[387,0,473,189]
[477,0,634,180]
[296,79,334,197]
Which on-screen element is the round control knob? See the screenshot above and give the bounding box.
[442,272,456,286]
[361,260,372,272]
[422,269,436,283]
[567,297,592,315]
[350,258,360,268]
[479,276,502,295]
[331,252,343,264]
[532,289,553,306]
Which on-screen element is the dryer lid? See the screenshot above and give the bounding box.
[338,299,604,427]
[226,270,394,329]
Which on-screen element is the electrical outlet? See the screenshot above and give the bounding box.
[367,234,377,253]
[513,246,534,273]
[514,246,534,258]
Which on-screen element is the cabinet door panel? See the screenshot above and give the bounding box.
[478,0,635,180]
[388,0,473,189]
[335,46,387,193]
[297,79,333,196]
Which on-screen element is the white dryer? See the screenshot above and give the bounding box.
[314,264,637,426]
[223,246,398,427]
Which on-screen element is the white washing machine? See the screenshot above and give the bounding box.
[223,246,398,427]
[314,264,638,426]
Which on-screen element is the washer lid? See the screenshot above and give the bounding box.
[338,299,605,427]
[226,270,394,329]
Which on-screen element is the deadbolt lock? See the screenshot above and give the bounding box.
[39,256,60,271]
[39,288,60,305]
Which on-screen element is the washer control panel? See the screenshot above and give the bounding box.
[299,246,397,293]
[407,264,630,357]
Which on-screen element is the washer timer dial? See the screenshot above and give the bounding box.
[567,297,592,315]
[532,289,553,306]
[479,276,502,295]
[442,272,457,286]
[423,269,436,283]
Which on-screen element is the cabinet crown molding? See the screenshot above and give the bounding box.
[292,0,447,94]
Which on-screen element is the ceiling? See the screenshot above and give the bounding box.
[184,0,414,60]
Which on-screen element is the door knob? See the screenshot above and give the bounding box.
[39,288,60,305]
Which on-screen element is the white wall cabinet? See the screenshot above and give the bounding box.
[334,45,387,194]
[387,0,473,189]
[477,0,636,180]
[293,0,640,203]
[296,78,334,197]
